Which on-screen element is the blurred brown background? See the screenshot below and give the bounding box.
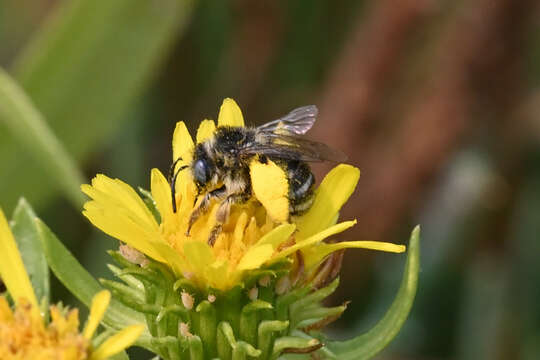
[1,0,540,359]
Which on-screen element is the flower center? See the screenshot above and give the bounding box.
[0,297,89,360]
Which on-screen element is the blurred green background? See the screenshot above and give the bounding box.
[1,0,540,359]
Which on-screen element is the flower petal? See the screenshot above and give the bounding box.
[83,290,111,339]
[82,201,166,262]
[183,240,215,284]
[89,324,144,360]
[82,174,158,231]
[304,241,406,269]
[256,223,296,248]
[236,244,274,271]
[235,224,295,271]
[250,159,289,223]
[172,121,194,163]
[273,220,356,261]
[150,168,172,224]
[0,208,38,311]
[196,119,216,143]
[296,164,360,239]
[217,98,245,127]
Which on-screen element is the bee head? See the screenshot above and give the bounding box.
[193,158,212,187]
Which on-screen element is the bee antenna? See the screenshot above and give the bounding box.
[168,157,183,183]
[171,165,188,213]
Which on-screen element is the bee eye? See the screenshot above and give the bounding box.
[193,159,210,185]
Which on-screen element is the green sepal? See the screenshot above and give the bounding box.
[156,305,188,323]
[217,322,235,360]
[174,278,199,296]
[326,226,421,360]
[107,263,144,291]
[258,320,289,359]
[289,278,339,316]
[233,341,262,360]
[275,286,311,323]
[188,335,204,360]
[240,300,273,347]
[294,304,347,330]
[9,198,50,315]
[99,278,145,302]
[150,336,181,359]
[272,336,321,358]
[195,300,218,358]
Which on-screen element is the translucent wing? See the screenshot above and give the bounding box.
[240,132,347,163]
[256,105,318,135]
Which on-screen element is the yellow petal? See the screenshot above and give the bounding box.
[236,244,274,271]
[172,121,194,163]
[255,223,296,248]
[304,241,406,269]
[82,202,166,262]
[89,324,144,360]
[296,164,360,239]
[151,242,187,276]
[183,240,215,279]
[150,168,172,224]
[217,98,245,127]
[196,119,216,143]
[82,174,158,231]
[250,159,289,222]
[0,296,13,322]
[273,220,356,261]
[206,259,230,290]
[0,208,38,311]
[83,290,111,339]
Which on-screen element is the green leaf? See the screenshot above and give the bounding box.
[9,198,50,312]
[36,218,148,334]
[326,226,420,360]
[0,0,194,210]
[0,68,85,208]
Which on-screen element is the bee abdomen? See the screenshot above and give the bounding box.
[287,161,315,216]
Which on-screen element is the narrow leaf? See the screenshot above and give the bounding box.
[0,0,194,210]
[36,218,148,333]
[9,198,50,311]
[326,226,421,360]
[0,68,85,208]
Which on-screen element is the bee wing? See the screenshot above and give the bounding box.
[256,105,318,135]
[241,132,348,163]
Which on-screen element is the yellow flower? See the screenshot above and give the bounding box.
[82,98,405,291]
[0,208,143,360]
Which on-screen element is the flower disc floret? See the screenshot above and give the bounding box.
[0,208,144,360]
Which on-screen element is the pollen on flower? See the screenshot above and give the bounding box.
[248,286,258,301]
[119,244,149,266]
[0,297,89,360]
[181,291,194,310]
[179,322,193,338]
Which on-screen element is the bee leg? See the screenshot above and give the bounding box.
[207,193,249,246]
[207,200,230,246]
[187,186,226,235]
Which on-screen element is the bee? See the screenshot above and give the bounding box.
[169,105,346,245]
